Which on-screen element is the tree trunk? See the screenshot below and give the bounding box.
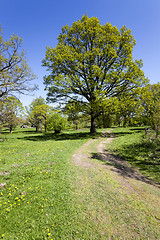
[44,118,47,133]
[90,114,97,134]
[36,126,38,132]
[10,125,13,134]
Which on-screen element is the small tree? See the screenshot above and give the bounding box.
[27,97,52,132]
[0,97,23,133]
[47,113,67,134]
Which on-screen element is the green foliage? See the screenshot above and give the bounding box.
[28,96,46,110]
[0,25,37,99]
[141,83,160,136]
[27,97,52,132]
[0,96,23,133]
[42,15,147,133]
[63,100,85,130]
[47,113,67,133]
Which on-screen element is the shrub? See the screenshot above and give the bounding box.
[47,113,67,133]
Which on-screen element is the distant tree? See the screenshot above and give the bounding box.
[96,98,116,128]
[0,97,23,133]
[42,15,147,134]
[27,97,52,132]
[63,100,84,130]
[114,88,144,126]
[28,96,46,110]
[0,25,37,99]
[141,83,160,137]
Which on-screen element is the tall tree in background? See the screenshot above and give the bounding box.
[0,25,37,99]
[42,15,147,133]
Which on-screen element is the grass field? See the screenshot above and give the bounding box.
[0,127,160,239]
[0,128,95,239]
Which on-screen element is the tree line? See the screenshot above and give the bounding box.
[0,17,159,135]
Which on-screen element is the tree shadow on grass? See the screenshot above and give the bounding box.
[18,131,102,142]
[111,127,146,138]
[91,141,160,188]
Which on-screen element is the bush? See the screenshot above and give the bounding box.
[47,113,67,133]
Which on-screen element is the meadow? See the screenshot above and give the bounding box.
[0,127,160,239]
[0,129,93,239]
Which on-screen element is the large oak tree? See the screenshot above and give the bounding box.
[42,15,147,133]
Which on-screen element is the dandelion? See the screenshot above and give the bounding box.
[47,233,51,236]
[2,234,4,237]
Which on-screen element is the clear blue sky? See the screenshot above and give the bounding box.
[1,0,160,106]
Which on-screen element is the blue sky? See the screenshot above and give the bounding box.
[1,0,160,106]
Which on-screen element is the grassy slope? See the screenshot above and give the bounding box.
[0,128,160,239]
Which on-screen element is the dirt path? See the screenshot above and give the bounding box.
[72,129,160,192]
[71,130,160,238]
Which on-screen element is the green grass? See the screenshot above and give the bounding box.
[0,128,101,239]
[109,127,160,183]
[0,127,160,239]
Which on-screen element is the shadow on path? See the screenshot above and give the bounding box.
[91,150,160,189]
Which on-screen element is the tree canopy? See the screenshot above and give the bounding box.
[0,96,23,133]
[42,15,148,133]
[141,83,160,136]
[0,25,37,99]
[27,97,52,132]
